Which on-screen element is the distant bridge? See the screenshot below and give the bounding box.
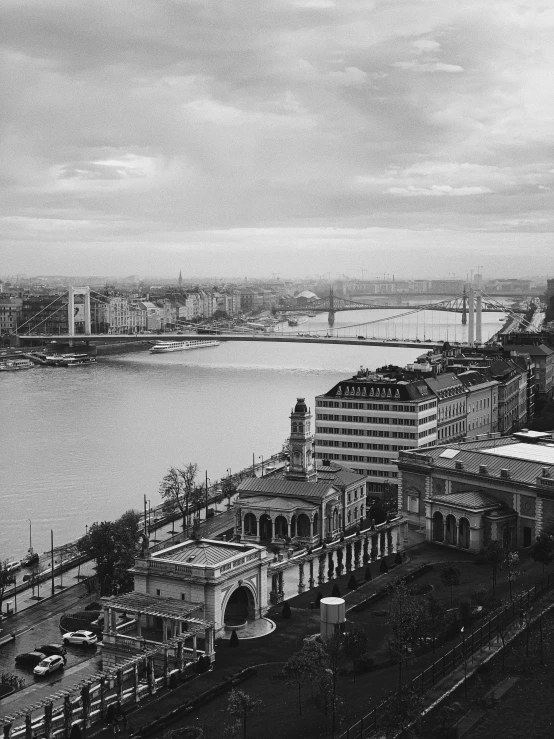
[17,333,442,350]
[279,292,527,315]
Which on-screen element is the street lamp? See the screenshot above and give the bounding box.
[460,626,467,698]
[205,472,210,520]
[27,519,32,554]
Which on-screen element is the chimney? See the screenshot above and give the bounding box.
[479,465,488,475]
[500,468,510,479]
[542,467,550,478]
[455,461,464,470]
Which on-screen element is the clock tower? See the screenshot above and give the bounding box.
[286,398,316,481]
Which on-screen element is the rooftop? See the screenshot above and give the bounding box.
[101,591,206,623]
[152,538,257,567]
[399,435,554,486]
[431,490,504,510]
[238,477,335,500]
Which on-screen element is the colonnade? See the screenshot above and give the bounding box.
[268,519,408,602]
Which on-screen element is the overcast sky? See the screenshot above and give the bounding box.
[1,0,552,279]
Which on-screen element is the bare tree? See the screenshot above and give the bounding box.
[159,464,203,536]
[485,540,504,596]
[502,550,520,601]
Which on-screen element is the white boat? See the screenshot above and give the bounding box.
[150,339,220,353]
[0,358,34,371]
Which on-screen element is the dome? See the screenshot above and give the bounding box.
[295,290,319,300]
[294,397,308,413]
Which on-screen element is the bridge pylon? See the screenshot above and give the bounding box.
[328,286,335,326]
[462,287,467,325]
[68,286,91,335]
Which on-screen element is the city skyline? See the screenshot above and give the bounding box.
[1,1,553,275]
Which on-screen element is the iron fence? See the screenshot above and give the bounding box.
[338,572,553,739]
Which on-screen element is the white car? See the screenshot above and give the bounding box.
[62,630,98,646]
[33,655,65,676]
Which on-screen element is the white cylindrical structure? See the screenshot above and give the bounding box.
[468,287,475,346]
[476,294,482,345]
[320,597,346,639]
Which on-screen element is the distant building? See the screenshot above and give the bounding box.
[0,297,22,334]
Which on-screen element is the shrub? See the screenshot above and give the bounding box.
[331,584,341,597]
[474,549,488,566]
[347,575,358,590]
[364,567,372,581]
[379,559,389,574]
[282,601,292,619]
[394,552,403,565]
[229,629,239,648]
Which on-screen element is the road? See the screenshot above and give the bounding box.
[0,580,100,719]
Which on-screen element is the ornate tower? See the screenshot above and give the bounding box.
[286,398,316,481]
[178,270,183,289]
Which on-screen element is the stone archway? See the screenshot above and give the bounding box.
[313,512,319,537]
[260,514,272,543]
[224,585,256,625]
[297,513,310,538]
[275,515,288,539]
[244,512,257,536]
[458,517,470,549]
[445,514,457,545]
[433,511,444,542]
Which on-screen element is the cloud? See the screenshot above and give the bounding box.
[0,0,553,276]
[392,61,464,73]
[387,185,493,196]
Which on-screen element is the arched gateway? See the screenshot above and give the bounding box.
[223,584,257,625]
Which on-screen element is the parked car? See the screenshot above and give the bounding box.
[35,643,67,659]
[62,630,98,646]
[15,651,46,667]
[33,655,65,677]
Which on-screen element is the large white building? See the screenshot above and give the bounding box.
[315,370,438,496]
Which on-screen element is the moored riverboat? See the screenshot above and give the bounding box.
[150,339,220,353]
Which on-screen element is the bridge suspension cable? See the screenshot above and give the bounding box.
[16,291,70,333]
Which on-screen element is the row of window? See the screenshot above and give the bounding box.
[317,427,417,439]
[437,422,465,439]
[418,428,435,439]
[316,440,413,451]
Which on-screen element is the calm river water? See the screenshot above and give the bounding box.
[0,308,505,558]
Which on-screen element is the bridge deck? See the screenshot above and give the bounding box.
[18,333,443,350]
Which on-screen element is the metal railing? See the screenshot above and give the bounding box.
[338,572,553,739]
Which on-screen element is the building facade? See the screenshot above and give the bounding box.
[315,370,438,496]
[398,431,554,552]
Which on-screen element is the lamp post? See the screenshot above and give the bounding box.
[460,626,467,698]
[205,470,209,520]
[27,519,32,554]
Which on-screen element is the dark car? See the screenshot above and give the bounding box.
[15,651,46,667]
[35,644,67,659]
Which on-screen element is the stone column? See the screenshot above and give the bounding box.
[63,694,72,739]
[192,634,198,660]
[116,668,123,703]
[345,544,352,572]
[327,551,334,580]
[177,641,184,674]
[81,683,91,727]
[387,529,393,554]
[162,617,168,642]
[164,647,170,686]
[3,724,11,739]
[99,676,106,720]
[44,701,53,739]
[147,656,156,695]
[336,546,343,575]
[136,612,142,637]
[379,532,385,556]
[308,558,315,589]
[298,562,305,594]
[278,571,284,595]
[25,715,32,739]
[371,534,379,560]
[363,536,369,564]
[133,663,140,703]
[318,555,325,584]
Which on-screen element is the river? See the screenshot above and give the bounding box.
[0,307,506,558]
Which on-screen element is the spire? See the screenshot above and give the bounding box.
[178,270,183,288]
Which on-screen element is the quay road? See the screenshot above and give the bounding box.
[18,333,441,350]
